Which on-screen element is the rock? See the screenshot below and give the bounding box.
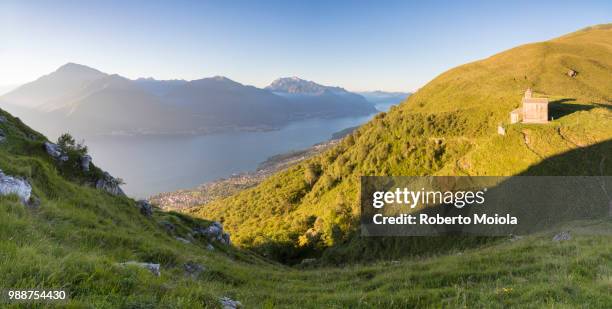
[136,200,153,217]
[0,170,32,204]
[567,69,577,77]
[118,261,160,276]
[44,142,68,162]
[300,258,317,265]
[176,237,191,244]
[497,125,506,136]
[183,261,205,278]
[509,234,523,242]
[206,243,215,251]
[219,297,242,309]
[95,172,126,196]
[80,155,92,172]
[160,221,176,232]
[0,129,6,143]
[194,222,231,245]
[552,231,571,242]
[28,195,41,208]
[0,116,6,123]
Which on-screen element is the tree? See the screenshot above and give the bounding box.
[57,133,88,156]
[304,163,321,187]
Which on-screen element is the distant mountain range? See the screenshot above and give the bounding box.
[0,64,387,138]
[358,91,410,111]
[266,77,378,118]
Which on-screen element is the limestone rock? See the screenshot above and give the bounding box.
[136,200,153,217]
[219,297,242,309]
[183,261,205,278]
[0,170,32,204]
[80,155,92,172]
[118,261,160,276]
[567,69,577,77]
[194,222,231,245]
[44,142,68,162]
[552,231,571,242]
[95,172,125,196]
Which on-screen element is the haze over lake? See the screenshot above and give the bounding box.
[87,113,385,198]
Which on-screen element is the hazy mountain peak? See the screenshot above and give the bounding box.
[211,75,231,81]
[54,62,105,77]
[266,77,334,95]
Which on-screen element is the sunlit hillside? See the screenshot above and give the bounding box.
[193,24,612,262]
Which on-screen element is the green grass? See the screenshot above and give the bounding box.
[0,25,611,308]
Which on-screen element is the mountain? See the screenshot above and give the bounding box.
[0,65,191,138]
[163,76,294,127]
[1,63,106,110]
[134,78,188,96]
[193,24,612,262]
[1,68,380,139]
[266,77,377,117]
[358,91,411,111]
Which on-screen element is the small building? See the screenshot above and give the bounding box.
[509,88,549,124]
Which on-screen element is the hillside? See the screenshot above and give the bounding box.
[193,25,612,262]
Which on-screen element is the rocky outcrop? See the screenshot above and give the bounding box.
[0,116,6,123]
[136,200,153,217]
[44,142,69,162]
[194,222,231,245]
[183,261,205,278]
[80,155,92,172]
[553,231,571,242]
[0,170,32,204]
[0,129,6,143]
[219,297,242,309]
[118,261,160,276]
[95,172,125,196]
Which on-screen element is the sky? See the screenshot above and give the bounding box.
[0,0,610,93]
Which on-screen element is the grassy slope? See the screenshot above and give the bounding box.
[193,25,612,261]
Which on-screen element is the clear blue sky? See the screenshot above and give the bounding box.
[0,0,610,92]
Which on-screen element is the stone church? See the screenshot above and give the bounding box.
[510,88,549,124]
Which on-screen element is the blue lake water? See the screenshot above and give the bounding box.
[87,112,384,198]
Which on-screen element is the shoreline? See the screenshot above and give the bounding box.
[149,128,357,211]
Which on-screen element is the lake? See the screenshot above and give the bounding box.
[86,110,387,198]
